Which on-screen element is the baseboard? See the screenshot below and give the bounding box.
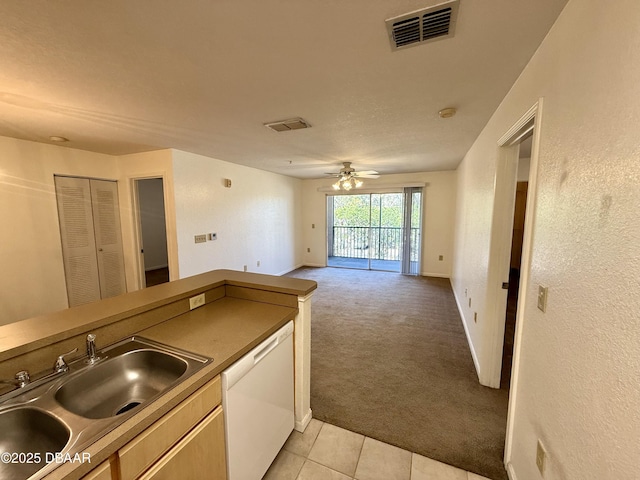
[295,409,312,433]
[277,264,304,276]
[506,462,518,480]
[277,263,327,276]
[145,263,168,272]
[451,279,482,381]
[420,272,450,278]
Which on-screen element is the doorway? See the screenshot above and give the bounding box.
[499,100,543,471]
[134,178,169,287]
[326,189,422,274]
[500,135,531,390]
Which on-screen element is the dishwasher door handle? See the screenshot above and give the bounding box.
[254,338,278,365]
[222,321,294,390]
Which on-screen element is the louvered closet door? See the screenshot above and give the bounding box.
[55,176,126,307]
[55,176,101,306]
[89,179,126,299]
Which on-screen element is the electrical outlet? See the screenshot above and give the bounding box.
[307,247,311,253]
[312,223,315,229]
[194,234,206,244]
[474,312,477,323]
[537,285,549,312]
[536,439,547,475]
[438,255,444,261]
[243,265,247,272]
[189,293,205,310]
[257,260,260,267]
[468,298,472,307]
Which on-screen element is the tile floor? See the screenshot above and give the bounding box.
[263,419,491,480]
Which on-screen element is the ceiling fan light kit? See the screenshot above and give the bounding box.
[327,162,379,191]
[332,177,363,191]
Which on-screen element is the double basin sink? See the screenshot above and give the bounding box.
[0,337,212,480]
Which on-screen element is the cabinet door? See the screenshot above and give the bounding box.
[119,376,221,480]
[138,407,226,480]
[81,460,111,480]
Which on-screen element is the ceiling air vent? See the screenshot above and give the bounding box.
[264,117,311,132]
[386,0,459,51]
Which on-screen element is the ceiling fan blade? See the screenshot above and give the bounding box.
[324,173,341,176]
[353,170,378,175]
[354,174,379,179]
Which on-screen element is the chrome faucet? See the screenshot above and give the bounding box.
[0,347,79,400]
[86,333,101,364]
[0,370,30,388]
[54,347,78,373]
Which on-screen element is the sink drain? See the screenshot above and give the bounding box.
[115,401,141,415]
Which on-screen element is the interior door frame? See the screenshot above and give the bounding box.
[131,175,173,289]
[496,100,544,472]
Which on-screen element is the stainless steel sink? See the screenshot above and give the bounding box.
[0,407,70,480]
[0,336,212,480]
[56,347,189,419]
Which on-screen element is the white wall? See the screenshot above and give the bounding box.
[0,136,119,324]
[451,0,640,478]
[301,171,456,277]
[172,149,303,277]
[0,140,303,323]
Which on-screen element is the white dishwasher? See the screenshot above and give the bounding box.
[222,321,295,480]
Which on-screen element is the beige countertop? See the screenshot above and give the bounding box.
[42,295,298,480]
[141,296,297,373]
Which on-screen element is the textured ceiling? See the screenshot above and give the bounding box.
[0,0,567,179]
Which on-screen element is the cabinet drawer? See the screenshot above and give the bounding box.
[119,375,221,480]
[138,406,226,480]
[81,460,111,480]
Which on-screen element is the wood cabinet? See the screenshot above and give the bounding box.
[80,375,225,480]
[138,407,225,480]
[81,461,112,480]
[118,376,222,479]
[119,375,225,480]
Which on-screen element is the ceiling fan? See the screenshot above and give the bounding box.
[326,162,379,191]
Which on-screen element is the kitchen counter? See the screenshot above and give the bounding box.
[141,296,297,375]
[0,269,316,480]
[43,296,299,480]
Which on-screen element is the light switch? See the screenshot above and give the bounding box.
[537,285,548,312]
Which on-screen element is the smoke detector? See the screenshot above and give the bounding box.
[438,107,457,118]
[386,0,459,51]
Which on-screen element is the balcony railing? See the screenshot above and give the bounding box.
[330,226,420,261]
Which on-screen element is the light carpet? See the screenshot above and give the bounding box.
[286,267,509,480]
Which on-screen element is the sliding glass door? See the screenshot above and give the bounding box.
[327,188,422,274]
